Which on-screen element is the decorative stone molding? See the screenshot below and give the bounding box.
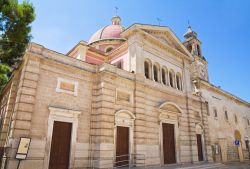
[157,102,182,164]
[48,106,81,118]
[114,110,135,165]
[196,123,204,135]
[115,109,135,127]
[56,77,78,96]
[44,106,81,169]
[115,88,134,106]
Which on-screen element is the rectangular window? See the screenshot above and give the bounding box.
[205,102,209,116]
[247,119,250,126]
[214,109,217,118]
[245,140,249,150]
[234,115,238,124]
[113,60,123,69]
[225,111,228,120]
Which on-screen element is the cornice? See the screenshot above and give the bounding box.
[66,40,88,56]
[107,42,128,60]
[200,80,250,107]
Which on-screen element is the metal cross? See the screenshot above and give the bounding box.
[115,7,118,16]
[188,20,191,27]
[157,18,162,26]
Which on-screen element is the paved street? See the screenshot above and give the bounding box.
[141,162,250,169]
[224,163,250,169]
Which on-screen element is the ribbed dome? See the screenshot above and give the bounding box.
[88,16,124,44]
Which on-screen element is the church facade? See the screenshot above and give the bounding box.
[0,16,249,169]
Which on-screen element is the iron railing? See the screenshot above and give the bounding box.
[91,154,146,169]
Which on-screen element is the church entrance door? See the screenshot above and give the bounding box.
[196,134,204,161]
[162,123,176,164]
[49,121,72,169]
[116,126,129,167]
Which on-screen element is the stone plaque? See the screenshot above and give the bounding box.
[117,91,130,102]
[60,82,75,92]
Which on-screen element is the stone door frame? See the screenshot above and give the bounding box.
[44,106,81,169]
[114,110,135,165]
[195,123,206,161]
[158,102,182,166]
[159,119,180,165]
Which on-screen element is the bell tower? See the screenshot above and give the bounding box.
[183,26,209,82]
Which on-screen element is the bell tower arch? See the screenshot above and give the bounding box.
[183,26,209,82]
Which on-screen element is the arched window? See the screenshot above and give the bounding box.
[106,47,114,53]
[153,64,160,82]
[176,73,182,90]
[187,44,192,53]
[169,70,175,88]
[144,61,150,79]
[161,68,167,85]
[214,109,217,118]
[197,45,201,56]
[225,111,228,120]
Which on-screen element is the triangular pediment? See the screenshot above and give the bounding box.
[141,27,188,56]
[121,24,192,59]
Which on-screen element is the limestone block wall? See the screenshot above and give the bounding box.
[227,145,239,162]
[200,82,250,162]
[88,63,209,167]
[90,64,136,168]
[133,78,160,166]
[90,69,117,168]
[0,77,16,147]
[1,56,41,168]
[0,43,96,169]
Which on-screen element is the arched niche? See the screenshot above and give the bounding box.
[195,123,204,135]
[115,109,135,127]
[234,130,242,142]
[158,102,182,122]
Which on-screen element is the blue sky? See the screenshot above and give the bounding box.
[28,0,250,102]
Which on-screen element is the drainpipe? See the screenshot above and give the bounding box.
[182,59,194,163]
[199,93,208,162]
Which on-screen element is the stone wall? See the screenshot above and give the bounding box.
[201,81,250,163]
[227,145,240,162]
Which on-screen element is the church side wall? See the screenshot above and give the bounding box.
[1,49,95,169]
[201,86,250,163]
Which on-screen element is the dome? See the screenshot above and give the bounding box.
[88,16,124,44]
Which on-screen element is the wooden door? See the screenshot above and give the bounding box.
[49,121,72,169]
[116,126,129,167]
[196,134,204,161]
[162,123,176,164]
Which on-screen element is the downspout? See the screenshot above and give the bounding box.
[199,93,208,161]
[182,59,194,163]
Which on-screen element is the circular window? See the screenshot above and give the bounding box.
[106,47,113,53]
